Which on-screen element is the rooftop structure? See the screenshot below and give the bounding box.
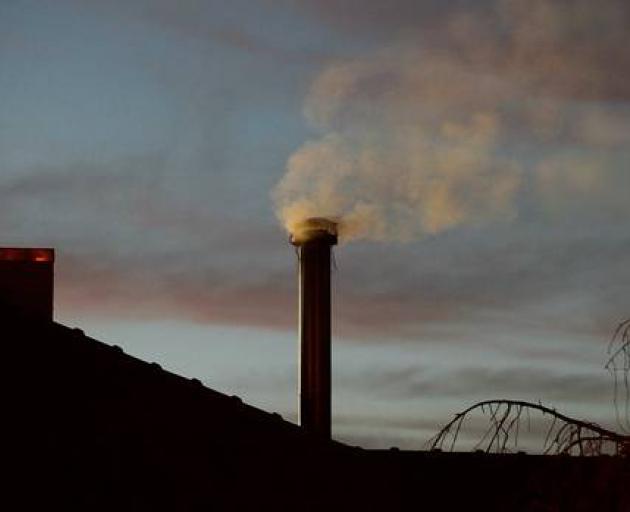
[5,306,628,511]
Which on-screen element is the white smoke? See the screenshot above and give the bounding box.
[274,0,630,241]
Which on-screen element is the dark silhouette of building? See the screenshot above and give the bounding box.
[5,305,629,511]
[3,247,628,510]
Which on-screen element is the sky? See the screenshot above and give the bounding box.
[1,0,629,450]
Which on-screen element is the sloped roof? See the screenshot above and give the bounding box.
[5,307,369,510]
[5,305,629,511]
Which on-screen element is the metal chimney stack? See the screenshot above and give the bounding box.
[290,218,337,439]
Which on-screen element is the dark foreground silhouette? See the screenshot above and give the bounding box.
[5,306,629,511]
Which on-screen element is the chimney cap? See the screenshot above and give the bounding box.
[290,218,338,246]
[0,247,55,263]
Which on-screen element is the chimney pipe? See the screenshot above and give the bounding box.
[291,218,337,439]
[0,248,55,320]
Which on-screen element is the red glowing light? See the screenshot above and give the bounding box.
[0,248,55,263]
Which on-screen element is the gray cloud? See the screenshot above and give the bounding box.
[3,157,627,343]
[2,0,627,344]
[63,0,334,64]
[332,222,630,340]
[338,364,612,405]
[294,0,630,101]
[282,0,490,40]
[0,156,294,329]
[332,363,619,449]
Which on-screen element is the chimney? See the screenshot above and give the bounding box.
[290,218,337,439]
[0,248,55,320]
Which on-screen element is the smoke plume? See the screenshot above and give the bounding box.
[273,0,630,241]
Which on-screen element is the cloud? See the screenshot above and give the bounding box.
[57,256,295,330]
[535,151,630,218]
[333,363,617,449]
[63,0,332,64]
[273,0,630,242]
[408,367,610,404]
[0,156,297,330]
[3,156,626,342]
[335,358,613,405]
[290,0,630,101]
[53,226,298,331]
[329,218,630,341]
[59,224,628,341]
[283,0,491,39]
[2,0,627,343]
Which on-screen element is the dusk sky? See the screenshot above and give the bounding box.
[2,0,629,449]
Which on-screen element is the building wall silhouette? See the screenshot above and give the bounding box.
[5,305,629,511]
